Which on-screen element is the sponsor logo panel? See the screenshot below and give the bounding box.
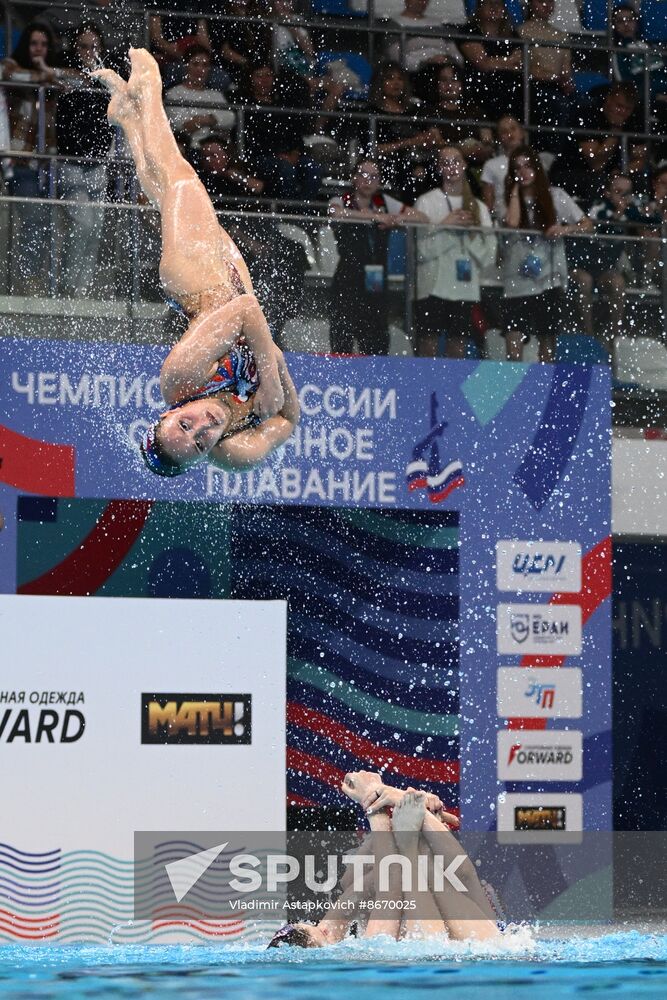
[497,667,583,718]
[497,603,582,656]
[141,693,252,745]
[497,729,583,781]
[497,793,583,843]
[496,541,582,593]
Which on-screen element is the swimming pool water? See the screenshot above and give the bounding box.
[2,932,667,999]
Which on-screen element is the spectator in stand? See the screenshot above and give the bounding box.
[268,0,317,84]
[459,0,523,122]
[612,2,667,121]
[212,0,270,86]
[501,145,593,362]
[414,145,496,358]
[369,61,443,198]
[328,158,428,355]
[634,165,667,287]
[627,140,654,203]
[480,115,527,219]
[552,82,640,208]
[42,0,143,74]
[386,0,464,75]
[238,64,309,167]
[517,0,574,134]
[416,62,493,170]
[576,173,643,343]
[0,84,10,292]
[148,9,211,69]
[165,45,235,144]
[480,114,556,220]
[195,131,265,203]
[56,22,115,297]
[256,133,322,202]
[2,20,64,290]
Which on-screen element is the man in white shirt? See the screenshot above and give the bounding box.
[415,146,495,357]
[386,0,464,72]
[165,45,235,142]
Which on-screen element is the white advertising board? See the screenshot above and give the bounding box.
[0,594,287,855]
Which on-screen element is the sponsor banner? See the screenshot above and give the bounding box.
[0,595,287,855]
[497,667,583,718]
[496,541,581,593]
[497,729,583,781]
[497,793,583,843]
[497,603,583,656]
[141,693,252,745]
[0,340,613,841]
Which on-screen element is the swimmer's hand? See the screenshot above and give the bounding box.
[253,372,285,421]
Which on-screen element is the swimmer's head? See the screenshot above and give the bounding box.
[266,922,327,949]
[140,397,232,477]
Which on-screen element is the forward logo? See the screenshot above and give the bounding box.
[497,729,582,781]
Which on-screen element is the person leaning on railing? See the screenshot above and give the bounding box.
[517,0,574,141]
[500,144,593,363]
[2,20,67,293]
[414,144,496,359]
[458,0,524,123]
[385,0,464,76]
[55,22,115,297]
[550,81,641,209]
[415,61,494,181]
[328,157,428,356]
[369,61,445,201]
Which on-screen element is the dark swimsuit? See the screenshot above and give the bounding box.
[164,260,260,437]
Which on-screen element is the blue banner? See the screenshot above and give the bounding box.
[0,338,611,831]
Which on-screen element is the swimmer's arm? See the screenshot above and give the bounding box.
[210,415,295,470]
[161,294,277,405]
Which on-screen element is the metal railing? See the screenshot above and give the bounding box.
[0,190,664,355]
[4,0,667,136]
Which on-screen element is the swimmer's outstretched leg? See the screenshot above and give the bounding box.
[95,49,252,298]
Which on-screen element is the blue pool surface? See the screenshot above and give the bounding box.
[2,932,667,998]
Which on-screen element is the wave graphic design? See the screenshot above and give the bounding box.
[0,843,278,943]
[227,505,461,818]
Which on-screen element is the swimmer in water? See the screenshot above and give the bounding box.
[93,48,299,477]
[267,771,502,948]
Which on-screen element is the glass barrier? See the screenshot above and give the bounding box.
[0,194,664,391]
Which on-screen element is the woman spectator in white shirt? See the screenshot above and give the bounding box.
[501,145,593,362]
[414,144,495,358]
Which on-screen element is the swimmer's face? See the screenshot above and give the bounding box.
[291,923,329,947]
[157,398,231,468]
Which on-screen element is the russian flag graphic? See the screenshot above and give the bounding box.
[406,392,465,504]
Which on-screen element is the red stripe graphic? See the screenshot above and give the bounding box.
[430,476,465,503]
[287,748,348,791]
[0,423,75,496]
[288,702,459,784]
[152,920,245,936]
[0,910,60,939]
[18,499,153,596]
[507,537,612,732]
[287,793,318,808]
